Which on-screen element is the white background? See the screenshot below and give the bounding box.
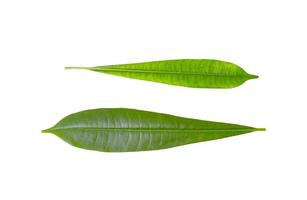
[0,0,306,199]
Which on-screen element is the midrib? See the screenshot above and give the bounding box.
[48,127,260,132]
[93,68,250,78]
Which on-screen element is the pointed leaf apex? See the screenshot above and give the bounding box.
[249,74,259,79]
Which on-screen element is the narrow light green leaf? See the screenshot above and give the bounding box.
[42,108,265,152]
[65,59,258,88]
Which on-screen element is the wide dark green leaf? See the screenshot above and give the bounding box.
[65,59,258,88]
[42,108,265,152]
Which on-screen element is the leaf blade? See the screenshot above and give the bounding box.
[65,59,258,88]
[43,108,265,152]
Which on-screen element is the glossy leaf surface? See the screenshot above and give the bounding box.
[65,59,258,88]
[43,108,265,152]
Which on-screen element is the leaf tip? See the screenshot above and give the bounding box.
[256,128,266,131]
[249,74,259,79]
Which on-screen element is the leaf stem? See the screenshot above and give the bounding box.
[41,129,50,133]
[65,66,91,70]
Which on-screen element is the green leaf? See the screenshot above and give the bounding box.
[65,59,258,88]
[42,108,265,152]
